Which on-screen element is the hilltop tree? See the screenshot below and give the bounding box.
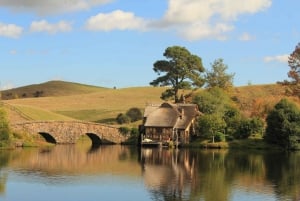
[150,46,205,103]
[205,58,234,90]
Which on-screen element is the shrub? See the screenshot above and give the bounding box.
[214,132,225,142]
[116,113,130,124]
[0,108,11,141]
[126,107,142,122]
[119,127,131,136]
[235,117,264,139]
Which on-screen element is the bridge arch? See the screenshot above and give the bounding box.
[86,133,102,145]
[38,132,57,144]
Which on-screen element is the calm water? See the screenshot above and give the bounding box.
[0,143,299,201]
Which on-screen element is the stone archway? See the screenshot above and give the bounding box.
[38,132,57,144]
[86,133,102,145]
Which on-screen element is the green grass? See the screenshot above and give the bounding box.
[187,137,281,150]
[4,85,166,123]
[2,81,296,125]
[13,105,75,121]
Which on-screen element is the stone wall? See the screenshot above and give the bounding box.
[11,121,128,144]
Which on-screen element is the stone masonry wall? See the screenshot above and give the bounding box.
[11,121,128,144]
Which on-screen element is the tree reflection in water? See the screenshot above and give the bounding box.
[0,146,299,201]
[139,148,300,201]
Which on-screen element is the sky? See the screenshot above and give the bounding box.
[0,0,299,89]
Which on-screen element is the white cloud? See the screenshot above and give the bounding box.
[264,54,289,63]
[152,0,272,40]
[83,0,272,41]
[30,20,72,34]
[239,32,256,41]
[162,0,271,23]
[179,22,234,41]
[86,10,146,31]
[0,0,113,15]
[0,22,23,38]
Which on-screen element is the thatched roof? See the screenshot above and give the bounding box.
[144,102,200,129]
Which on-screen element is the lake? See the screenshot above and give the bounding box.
[0,143,299,201]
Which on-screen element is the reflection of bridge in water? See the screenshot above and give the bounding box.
[11,121,128,145]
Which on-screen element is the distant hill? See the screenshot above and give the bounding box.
[1,80,107,100]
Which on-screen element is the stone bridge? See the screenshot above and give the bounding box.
[11,121,128,145]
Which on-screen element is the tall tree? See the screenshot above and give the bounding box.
[205,58,234,90]
[150,46,205,103]
[288,43,300,84]
[282,43,300,96]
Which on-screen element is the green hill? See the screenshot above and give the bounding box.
[1,80,296,125]
[1,80,107,100]
[2,82,166,123]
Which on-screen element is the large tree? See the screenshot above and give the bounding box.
[205,58,234,90]
[282,43,300,96]
[150,46,205,103]
[265,98,300,150]
[288,43,300,84]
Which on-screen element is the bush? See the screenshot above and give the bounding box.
[235,117,264,139]
[116,113,130,124]
[214,132,225,142]
[126,107,142,122]
[0,108,11,141]
[130,127,139,137]
[119,127,131,136]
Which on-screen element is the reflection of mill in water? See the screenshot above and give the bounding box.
[139,148,195,200]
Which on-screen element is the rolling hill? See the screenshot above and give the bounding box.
[1,81,166,123]
[1,80,295,125]
[1,80,107,100]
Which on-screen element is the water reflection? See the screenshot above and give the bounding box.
[139,148,300,201]
[0,145,300,201]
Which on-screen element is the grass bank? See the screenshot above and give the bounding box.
[186,137,281,150]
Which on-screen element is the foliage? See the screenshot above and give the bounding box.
[214,132,226,142]
[126,107,142,122]
[116,113,131,124]
[265,98,300,150]
[150,46,205,102]
[288,43,300,84]
[193,86,267,143]
[279,43,300,97]
[118,126,131,136]
[193,87,231,114]
[0,107,11,142]
[130,127,139,137]
[235,117,264,139]
[197,113,226,142]
[205,58,235,90]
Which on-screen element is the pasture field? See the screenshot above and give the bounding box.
[2,80,295,124]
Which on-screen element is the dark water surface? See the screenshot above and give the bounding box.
[0,143,299,201]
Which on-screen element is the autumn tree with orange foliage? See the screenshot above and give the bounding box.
[282,43,300,96]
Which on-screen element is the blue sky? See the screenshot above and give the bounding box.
[0,0,299,89]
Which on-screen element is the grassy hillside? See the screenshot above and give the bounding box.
[2,81,296,125]
[3,84,166,123]
[1,80,106,100]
